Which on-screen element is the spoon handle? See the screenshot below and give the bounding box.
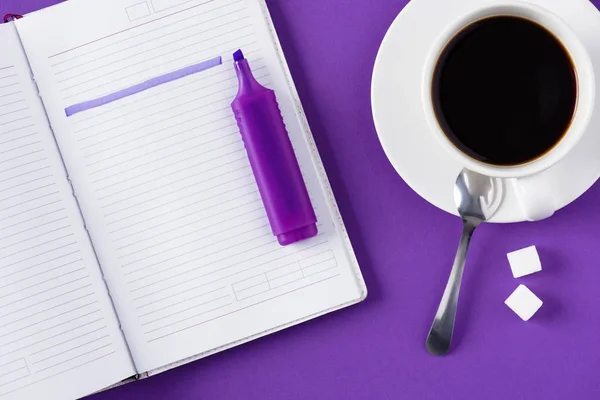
[426,219,477,356]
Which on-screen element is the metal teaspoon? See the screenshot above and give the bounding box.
[426,168,504,356]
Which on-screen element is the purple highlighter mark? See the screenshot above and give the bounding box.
[64,55,222,117]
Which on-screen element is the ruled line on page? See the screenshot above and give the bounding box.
[143,300,232,334]
[0,292,93,330]
[57,18,245,82]
[0,199,62,223]
[0,300,97,339]
[52,1,244,71]
[112,188,258,241]
[120,217,267,267]
[0,182,55,203]
[96,148,246,198]
[0,157,47,175]
[142,294,231,328]
[0,308,100,348]
[138,286,227,318]
[59,29,251,95]
[0,351,115,397]
[0,159,48,181]
[71,51,261,130]
[0,116,32,128]
[0,226,71,252]
[0,254,81,283]
[134,233,327,296]
[0,192,60,214]
[0,216,69,241]
[0,267,88,301]
[0,106,27,118]
[97,153,247,208]
[146,274,340,342]
[131,234,280,292]
[0,131,37,145]
[32,334,110,365]
[0,142,42,158]
[0,177,57,202]
[0,359,29,389]
[0,277,90,310]
[103,166,251,218]
[62,38,257,101]
[0,149,44,165]
[0,233,75,258]
[86,118,237,170]
[29,326,107,356]
[116,199,262,251]
[128,230,279,283]
[107,179,254,235]
[120,213,266,268]
[60,34,255,101]
[85,119,239,173]
[74,78,248,150]
[0,208,65,232]
[98,153,249,209]
[64,56,222,116]
[0,99,26,110]
[108,183,257,236]
[236,268,339,302]
[34,343,112,372]
[98,158,245,208]
[131,237,329,304]
[48,0,223,59]
[79,51,263,111]
[0,367,28,387]
[78,101,233,150]
[0,242,78,272]
[25,319,106,352]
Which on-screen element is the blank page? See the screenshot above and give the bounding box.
[0,23,135,399]
[17,0,366,373]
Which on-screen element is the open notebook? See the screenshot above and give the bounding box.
[0,0,366,398]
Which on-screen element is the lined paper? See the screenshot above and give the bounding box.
[64,55,223,116]
[0,23,134,400]
[17,0,365,374]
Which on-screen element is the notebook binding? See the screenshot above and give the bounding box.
[3,14,23,23]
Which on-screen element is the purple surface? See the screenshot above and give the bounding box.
[65,56,222,116]
[3,0,600,399]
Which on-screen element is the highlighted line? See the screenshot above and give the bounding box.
[64,56,222,117]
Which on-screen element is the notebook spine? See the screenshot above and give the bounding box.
[3,14,23,23]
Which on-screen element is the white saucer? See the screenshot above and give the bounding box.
[371,0,600,223]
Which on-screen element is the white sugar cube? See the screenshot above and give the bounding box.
[504,284,543,321]
[507,245,542,278]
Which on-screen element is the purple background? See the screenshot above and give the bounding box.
[2,0,600,399]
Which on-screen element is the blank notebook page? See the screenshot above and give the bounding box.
[17,0,365,373]
[0,23,134,400]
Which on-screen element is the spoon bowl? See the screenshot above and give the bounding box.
[454,168,504,222]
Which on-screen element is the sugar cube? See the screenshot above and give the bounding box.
[507,245,542,278]
[504,284,543,321]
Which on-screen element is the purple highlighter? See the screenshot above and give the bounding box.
[231,49,317,246]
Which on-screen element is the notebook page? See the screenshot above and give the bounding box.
[0,23,135,399]
[17,0,366,373]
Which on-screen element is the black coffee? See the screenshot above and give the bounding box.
[432,16,577,166]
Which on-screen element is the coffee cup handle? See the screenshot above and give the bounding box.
[510,175,556,221]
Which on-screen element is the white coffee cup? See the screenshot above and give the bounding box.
[421,1,596,221]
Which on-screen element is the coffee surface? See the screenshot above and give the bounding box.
[432,16,577,166]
